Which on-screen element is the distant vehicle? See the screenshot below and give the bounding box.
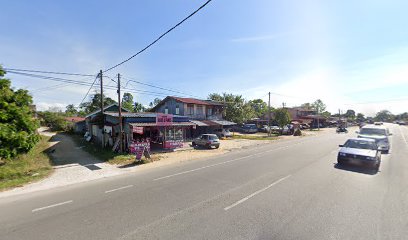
[398,121,406,125]
[336,126,348,133]
[192,134,220,149]
[356,125,391,153]
[300,123,310,130]
[242,124,258,133]
[337,138,381,171]
[270,125,282,134]
[213,128,232,138]
[281,124,294,135]
[260,125,270,133]
[374,122,383,125]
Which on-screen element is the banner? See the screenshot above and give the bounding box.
[156,113,173,126]
[132,126,144,134]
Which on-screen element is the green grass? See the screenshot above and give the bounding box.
[69,134,160,165]
[231,134,279,140]
[0,136,53,191]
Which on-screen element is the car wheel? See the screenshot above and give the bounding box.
[383,150,389,154]
[207,145,212,149]
[215,146,219,149]
[192,142,196,147]
[337,159,344,166]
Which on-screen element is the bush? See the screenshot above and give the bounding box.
[38,111,70,131]
[0,72,40,159]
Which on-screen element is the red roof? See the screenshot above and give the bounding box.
[65,117,85,123]
[171,97,222,106]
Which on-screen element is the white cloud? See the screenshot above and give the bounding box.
[36,102,67,112]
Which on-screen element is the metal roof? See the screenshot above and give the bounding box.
[190,120,208,126]
[129,122,195,127]
[211,120,236,126]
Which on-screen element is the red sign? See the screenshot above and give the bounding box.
[132,126,144,134]
[164,140,184,149]
[156,113,173,126]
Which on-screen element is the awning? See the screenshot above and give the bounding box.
[211,120,236,126]
[129,122,195,127]
[190,120,208,126]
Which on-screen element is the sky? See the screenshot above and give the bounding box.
[1,0,408,116]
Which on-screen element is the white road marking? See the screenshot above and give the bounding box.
[224,175,291,211]
[400,127,408,145]
[32,200,73,213]
[105,185,133,193]
[153,146,289,181]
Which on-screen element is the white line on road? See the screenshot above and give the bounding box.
[32,200,73,213]
[224,175,291,211]
[400,127,408,145]
[105,185,134,193]
[153,146,289,181]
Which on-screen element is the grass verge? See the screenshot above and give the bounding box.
[69,134,161,166]
[0,136,53,191]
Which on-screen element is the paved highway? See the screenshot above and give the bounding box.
[1,124,407,239]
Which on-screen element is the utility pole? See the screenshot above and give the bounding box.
[100,70,105,148]
[317,106,320,131]
[117,73,123,153]
[268,92,271,136]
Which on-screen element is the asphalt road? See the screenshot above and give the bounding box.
[1,124,407,240]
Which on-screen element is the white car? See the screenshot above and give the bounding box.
[213,128,232,138]
[357,125,391,153]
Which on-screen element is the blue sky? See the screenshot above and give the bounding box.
[1,0,408,116]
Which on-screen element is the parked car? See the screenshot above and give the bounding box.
[281,124,294,135]
[374,122,383,125]
[337,138,381,171]
[356,125,391,153]
[192,134,220,149]
[242,124,258,133]
[398,121,406,125]
[260,125,270,133]
[270,125,282,134]
[213,128,232,138]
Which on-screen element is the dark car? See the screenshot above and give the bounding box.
[242,124,258,133]
[337,138,381,171]
[192,134,220,149]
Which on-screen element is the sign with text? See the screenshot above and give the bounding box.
[132,126,144,134]
[164,140,184,149]
[156,113,173,126]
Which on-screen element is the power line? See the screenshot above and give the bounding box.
[4,67,95,77]
[78,74,100,108]
[103,0,213,73]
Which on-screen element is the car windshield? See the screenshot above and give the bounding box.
[344,139,377,150]
[360,128,387,136]
[208,135,218,140]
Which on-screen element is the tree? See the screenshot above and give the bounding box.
[375,110,394,122]
[311,99,326,113]
[356,113,365,122]
[79,93,116,114]
[134,102,146,112]
[149,98,162,108]
[121,92,134,111]
[300,103,312,110]
[274,108,291,127]
[38,111,69,131]
[208,93,255,124]
[321,111,331,118]
[345,109,356,120]
[65,104,78,116]
[248,99,269,118]
[0,66,39,159]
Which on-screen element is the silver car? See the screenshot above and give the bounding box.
[357,125,391,153]
[337,138,381,171]
[192,134,220,149]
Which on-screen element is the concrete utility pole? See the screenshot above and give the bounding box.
[268,92,271,136]
[100,70,105,148]
[117,73,123,153]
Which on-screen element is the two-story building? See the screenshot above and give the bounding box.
[151,96,236,137]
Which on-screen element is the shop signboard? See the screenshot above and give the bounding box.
[164,140,184,149]
[156,113,173,126]
[132,126,144,134]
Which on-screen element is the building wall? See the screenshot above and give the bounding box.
[156,98,185,115]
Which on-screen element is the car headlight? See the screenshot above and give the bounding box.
[339,152,346,157]
[366,156,376,160]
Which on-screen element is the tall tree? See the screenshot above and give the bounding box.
[248,99,268,118]
[300,103,312,110]
[345,109,356,120]
[375,110,394,122]
[134,102,145,112]
[121,92,134,111]
[311,99,326,113]
[274,108,291,127]
[149,98,162,108]
[0,66,39,159]
[79,93,116,114]
[356,113,365,122]
[208,93,255,124]
[65,104,78,116]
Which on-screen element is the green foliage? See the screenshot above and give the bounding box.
[0,66,39,159]
[248,99,269,118]
[65,104,78,116]
[293,128,302,136]
[134,102,145,112]
[38,111,69,131]
[122,92,134,111]
[356,113,365,122]
[300,103,312,110]
[208,93,255,124]
[311,99,326,113]
[274,108,291,127]
[345,109,356,120]
[321,111,331,118]
[79,93,117,114]
[149,98,162,108]
[375,110,394,122]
